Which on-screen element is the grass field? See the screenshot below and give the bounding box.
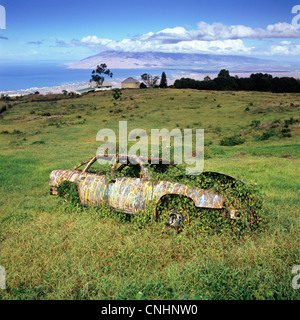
[0,88,299,300]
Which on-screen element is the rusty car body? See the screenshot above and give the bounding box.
[49,154,227,226]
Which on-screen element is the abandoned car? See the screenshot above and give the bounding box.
[49,154,235,229]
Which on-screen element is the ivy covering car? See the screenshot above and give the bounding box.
[49,154,247,230]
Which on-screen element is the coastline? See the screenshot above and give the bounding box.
[1,71,299,97]
[0,80,119,97]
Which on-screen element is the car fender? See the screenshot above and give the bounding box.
[152,180,224,209]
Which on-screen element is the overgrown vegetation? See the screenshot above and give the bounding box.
[0,88,299,300]
[55,167,266,240]
[220,135,245,146]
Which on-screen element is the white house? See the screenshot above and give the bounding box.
[95,81,113,91]
[90,80,113,91]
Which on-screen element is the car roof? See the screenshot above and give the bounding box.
[95,154,176,165]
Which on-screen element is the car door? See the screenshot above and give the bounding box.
[78,174,109,206]
[107,177,153,213]
[77,157,109,206]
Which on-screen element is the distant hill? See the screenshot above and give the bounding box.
[66,51,292,73]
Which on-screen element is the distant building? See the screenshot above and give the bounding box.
[76,81,113,95]
[76,87,95,95]
[76,81,112,95]
[89,80,112,90]
[122,77,140,89]
[94,81,112,91]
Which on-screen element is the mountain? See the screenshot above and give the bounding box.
[66,51,292,73]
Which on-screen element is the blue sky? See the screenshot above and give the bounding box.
[0,0,300,62]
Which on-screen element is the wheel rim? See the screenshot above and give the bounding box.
[168,212,183,229]
[165,207,189,231]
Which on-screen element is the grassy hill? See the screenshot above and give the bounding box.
[0,88,299,300]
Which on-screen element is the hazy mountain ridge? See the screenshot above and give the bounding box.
[66,51,292,72]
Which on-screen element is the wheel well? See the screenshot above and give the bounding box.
[154,194,195,220]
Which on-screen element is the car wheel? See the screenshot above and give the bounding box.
[165,206,190,232]
[155,196,194,233]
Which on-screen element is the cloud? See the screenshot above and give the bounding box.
[144,22,300,43]
[269,42,300,56]
[81,36,113,46]
[55,21,300,56]
[62,35,252,55]
[0,35,8,40]
[27,41,43,45]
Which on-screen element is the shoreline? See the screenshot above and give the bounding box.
[1,71,299,97]
[0,80,119,97]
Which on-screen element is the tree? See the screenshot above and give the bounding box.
[214,76,238,91]
[159,72,168,88]
[218,69,230,78]
[204,76,211,81]
[173,72,300,93]
[90,64,113,87]
[141,73,159,87]
[250,73,273,92]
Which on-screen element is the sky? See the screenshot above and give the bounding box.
[0,0,300,62]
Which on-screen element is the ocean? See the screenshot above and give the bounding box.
[0,61,91,91]
[0,61,184,94]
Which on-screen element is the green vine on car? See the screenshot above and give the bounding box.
[144,164,266,238]
[57,180,82,208]
[56,165,266,238]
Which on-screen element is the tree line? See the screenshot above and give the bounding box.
[174,69,300,93]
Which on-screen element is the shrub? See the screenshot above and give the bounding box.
[250,120,261,128]
[57,181,81,207]
[255,129,276,141]
[0,106,7,114]
[112,88,122,100]
[281,128,292,138]
[12,129,23,135]
[31,140,45,145]
[284,117,298,127]
[0,94,11,101]
[213,127,222,134]
[220,135,245,146]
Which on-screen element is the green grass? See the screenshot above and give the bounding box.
[0,89,299,300]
